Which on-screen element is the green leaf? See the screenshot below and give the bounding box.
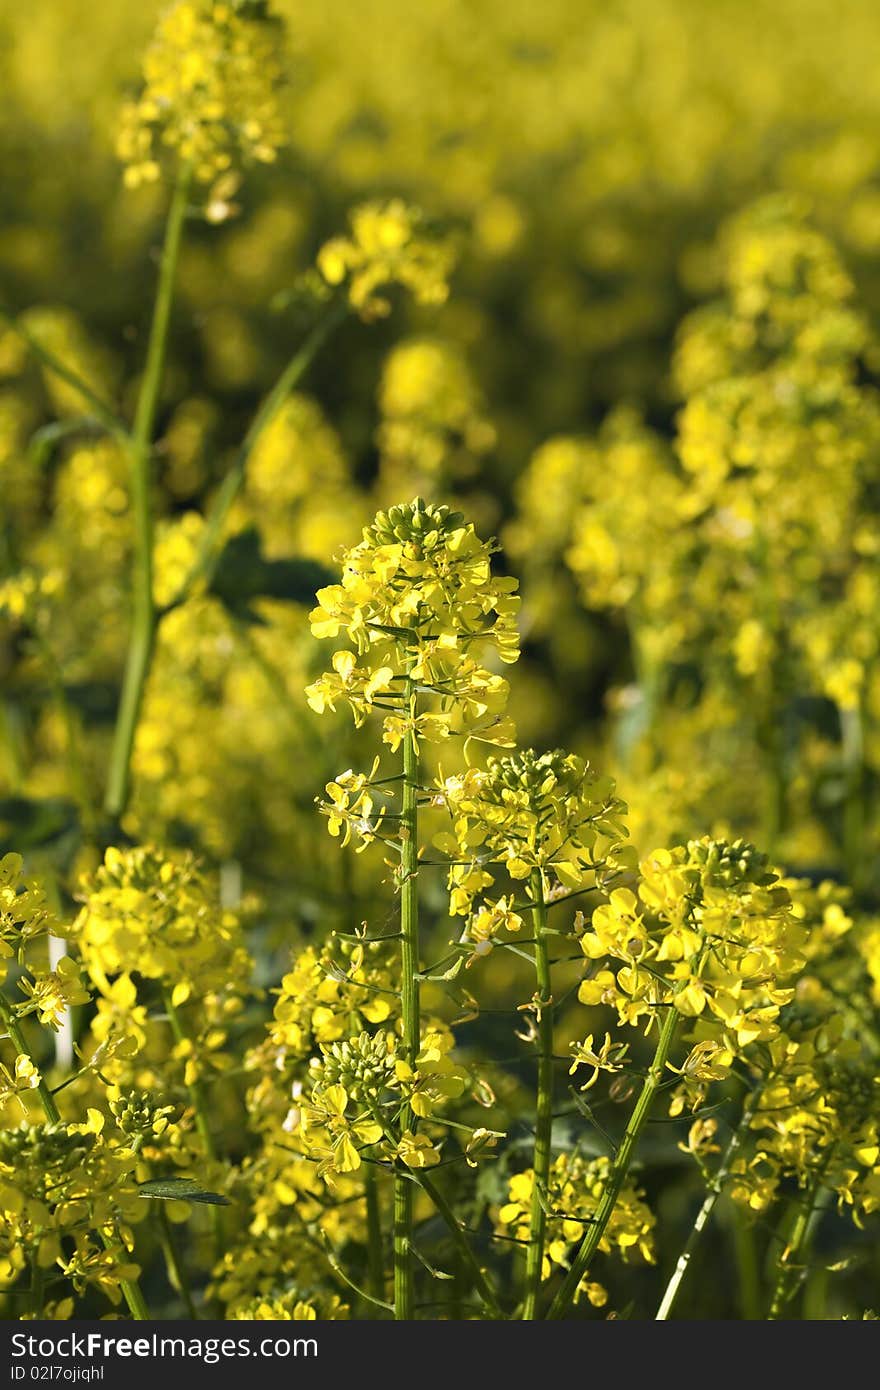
[27,419,102,471]
[208,527,334,622]
[137,1177,231,1206]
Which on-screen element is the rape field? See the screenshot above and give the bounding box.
[1,0,879,1322]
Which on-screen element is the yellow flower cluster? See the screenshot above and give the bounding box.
[116,0,286,196]
[436,748,633,925]
[0,568,63,630]
[0,1115,141,1308]
[580,839,805,1055]
[72,845,251,998]
[730,1016,880,1224]
[307,498,520,755]
[239,393,367,561]
[497,1152,655,1303]
[317,201,457,321]
[0,852,89,1075]
[231,1291,348,1319]
[267,937,396,1067]
[376,337,496,498]
[0,851,57,959]
[295,1026,469,1178]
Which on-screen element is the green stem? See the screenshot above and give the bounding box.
[156,1204,198,1319]
[168,298,347,609]
[104,164,192,822]
[394,677,420,1320]
[545,1003,679,1320]
[0,992,149,1319]
[655,1082,763,1320]
[767,1168,830,1320]
[522,869,553,1319]
[364,1164,385,1314]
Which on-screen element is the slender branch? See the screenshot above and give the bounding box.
[545,1003,680,1320]
[416,1172,503,1318]
[522,869,553,1319]
[104,164,192,821]
[322,1237,394,1313]
[655,1082,764,1319]
[0,306,129,443]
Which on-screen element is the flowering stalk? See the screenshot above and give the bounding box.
[545,1003,679,1320]
[393,677,421,1320]
[655,1082,764,1319]
[522,869,553,1319]
[105,163,192,821]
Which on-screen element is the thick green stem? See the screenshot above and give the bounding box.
[656,1083,763,1319]
[545,1003,679,1320]
[0,993,149,1319]
[394,678,420,1320]
[767,1170,829,1320]
[169,298,347,609]
[104,165,191,822]
[364,1165,385,1313]
[522,869,553,1319]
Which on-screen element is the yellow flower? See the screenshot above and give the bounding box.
[318,202,457,321]
[117,1,286,198]
[18,957,90,1031]
[396,1131,441,1168]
